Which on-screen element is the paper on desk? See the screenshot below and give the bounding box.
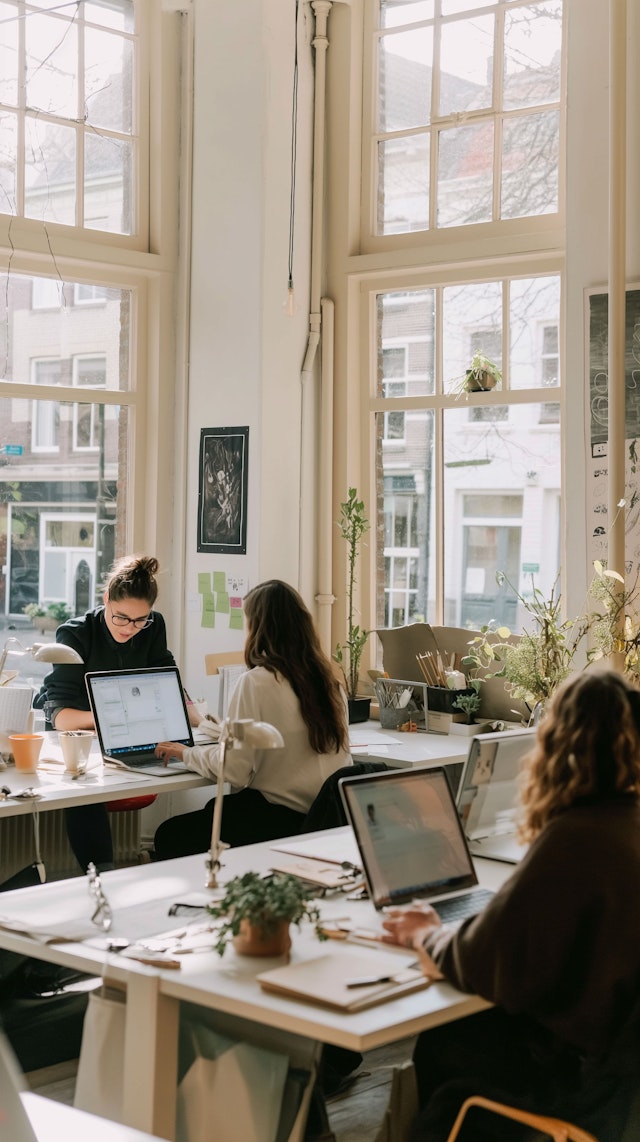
[0,914,100,944]
[348,729,403,747]
[271,832,360,867]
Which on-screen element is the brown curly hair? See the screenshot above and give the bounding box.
[519,669,640,843]
[243,579,348,755]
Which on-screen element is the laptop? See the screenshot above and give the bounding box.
[455,728,535,864]
[85,666,193,776]
[339,765,495,924]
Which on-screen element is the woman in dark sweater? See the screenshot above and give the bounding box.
[382,669,640,1141]
[34,554,185,872]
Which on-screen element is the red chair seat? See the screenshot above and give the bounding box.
[106,795,158,812]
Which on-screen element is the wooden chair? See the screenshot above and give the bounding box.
[204,650,245,675]
[446,1096,599,1142]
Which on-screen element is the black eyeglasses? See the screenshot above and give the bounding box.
[87,862,113,932]
[108,603,153,630]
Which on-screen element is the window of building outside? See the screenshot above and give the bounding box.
[364,0,564,636]
[0,1,169,694]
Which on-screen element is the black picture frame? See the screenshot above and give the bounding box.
[197,426,249,553]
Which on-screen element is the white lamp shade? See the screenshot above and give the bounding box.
[31,643,83,665]
[228,718,284,750]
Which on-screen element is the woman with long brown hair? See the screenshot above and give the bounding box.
[382,669,640,1141]
[154,579,352,857]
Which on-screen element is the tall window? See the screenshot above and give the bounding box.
[0,0,137,234]
[368,0,563,237]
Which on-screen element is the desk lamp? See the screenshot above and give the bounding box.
[206,717,284,889]
[0,637,83,684]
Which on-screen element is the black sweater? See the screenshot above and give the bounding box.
[33,606,175,729]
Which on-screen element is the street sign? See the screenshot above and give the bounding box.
[0,445,23,456]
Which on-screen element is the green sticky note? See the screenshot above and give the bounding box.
[198,572,211,594]
[216,591,230,614]
[213,572,226,593]
[229,607,244,630]
[202,592,216,628]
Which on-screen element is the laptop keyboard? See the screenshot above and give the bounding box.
[433,887,494,924]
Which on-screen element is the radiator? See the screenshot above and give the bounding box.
[0,809,141,881]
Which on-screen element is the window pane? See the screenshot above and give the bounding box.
[381,1,434,29]
[85,0,135,34]
[85,28,133,134]
[504,2,562,111]
[378,134,430,234]
[439,15,494,116]
[26,13,78,119]
[510,276,560,390]
[378,289,436,397]
[437,122,494,228]
[501,110,559,219]
[444,404,561,629]
[0,396,127,626]
[442,0,492,13]
[0,112,17,214]
[443,282,502,394]
[379,28,433,132]
[25,119,76,225]
[85,132,134,233]
[378,416,434,627]
[0,272,131,393]
[0,2,18,106]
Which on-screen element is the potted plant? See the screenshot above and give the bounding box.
[464,573,593,722]
[461,350,502,393]
[206,871,326,957]
[452,679,483,724]
[334,488,371,723]
[24,601,72,632]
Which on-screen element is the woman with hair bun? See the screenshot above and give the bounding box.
[34,554,185,873]
[382,669,640,1141]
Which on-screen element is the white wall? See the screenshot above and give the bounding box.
[181,0,315,708]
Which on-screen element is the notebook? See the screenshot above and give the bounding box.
[85,666,193,776]
[258,943,431,1012]
[339,765,494,923]
[456,729,534,864]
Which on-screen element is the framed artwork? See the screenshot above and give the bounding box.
[197,426,249,554]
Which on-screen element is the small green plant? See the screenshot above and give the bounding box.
[464,573,592,712]
[452,679,482,723]
[335,487,370,700]
[453,350,503,395]
[206,871,326,957]
[588,561,640,681]
[46,602,72,623]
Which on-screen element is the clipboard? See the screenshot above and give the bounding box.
[258,944,434,1012]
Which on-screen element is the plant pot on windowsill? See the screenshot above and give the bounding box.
[463,369,499,392]
[348,696,371,725]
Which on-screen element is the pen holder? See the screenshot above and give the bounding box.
[374,679,427,730]
[426,686,475,718]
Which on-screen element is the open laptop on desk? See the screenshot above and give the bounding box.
[455,728,535,864]
[86,666,193,777]
[339,765,494,924]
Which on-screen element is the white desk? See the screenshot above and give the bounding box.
[0,732,210,818]
[0,830,512,1140]
[23,1092,165,1141]
[350,721,470,770]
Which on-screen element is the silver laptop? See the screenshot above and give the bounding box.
[85,666,193,777]
[339,766,494,924]
[455,729,535,864]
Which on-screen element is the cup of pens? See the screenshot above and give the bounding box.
[59,730,94,775]
[374,678,426,730]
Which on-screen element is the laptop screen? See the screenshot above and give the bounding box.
[339,766,478,909]
[86,667,193,760]
[456,729,535,840]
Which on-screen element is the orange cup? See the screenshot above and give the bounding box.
[9,733,43,774]
[9,730,43,776]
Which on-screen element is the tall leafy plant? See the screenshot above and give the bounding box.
[335,488,370,700]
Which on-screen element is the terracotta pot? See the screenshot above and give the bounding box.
[232,918,291,957]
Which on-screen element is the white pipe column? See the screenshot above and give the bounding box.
[299,1,334,648]
[607,0,627,666]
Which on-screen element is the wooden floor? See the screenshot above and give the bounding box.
[26,1037,417,1141]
